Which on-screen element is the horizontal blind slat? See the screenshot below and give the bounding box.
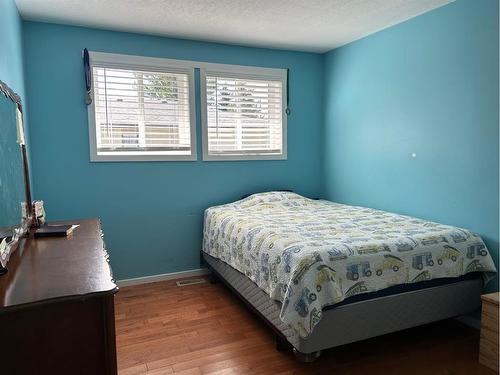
[94,86,191,95]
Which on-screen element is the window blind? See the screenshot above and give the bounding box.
[205,74,284,157]
[92,66,193,156]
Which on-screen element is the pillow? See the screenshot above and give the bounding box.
[240,189,293,200]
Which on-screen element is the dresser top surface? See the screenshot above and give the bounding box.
[0,218,117,310]
[482,292,500,306]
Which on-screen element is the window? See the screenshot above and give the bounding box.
[201,66,287,160]
[88,52,196,161]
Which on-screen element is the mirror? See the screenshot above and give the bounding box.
[0,80,32,274]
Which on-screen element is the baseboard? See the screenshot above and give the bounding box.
[117,268,210,287]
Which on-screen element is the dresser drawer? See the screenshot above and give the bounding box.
[480,293,499,372]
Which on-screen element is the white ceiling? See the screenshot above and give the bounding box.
[15,0,454,53]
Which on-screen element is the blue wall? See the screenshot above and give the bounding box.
[23,22,324,279]
[0,0,25,101]
[324,0,499,289]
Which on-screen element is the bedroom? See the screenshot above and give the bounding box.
[0,0,498,373]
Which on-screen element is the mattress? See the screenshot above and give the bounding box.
[202,191,497,337]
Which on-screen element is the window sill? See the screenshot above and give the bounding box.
[90,153,197,162]
[202,153,287,162]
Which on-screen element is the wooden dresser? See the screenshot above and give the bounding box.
[0,218,118,375]
[480,292,499,372]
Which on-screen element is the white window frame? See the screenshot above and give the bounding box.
[87,51,197,162]
[200,64,287,161]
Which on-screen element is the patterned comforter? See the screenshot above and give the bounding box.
[202,192,497,338]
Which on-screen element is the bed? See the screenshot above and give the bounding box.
[202,192,497,361]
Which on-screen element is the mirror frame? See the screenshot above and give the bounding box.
[0,80,33,274]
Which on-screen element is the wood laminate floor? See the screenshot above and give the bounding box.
[115,276,495,375]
